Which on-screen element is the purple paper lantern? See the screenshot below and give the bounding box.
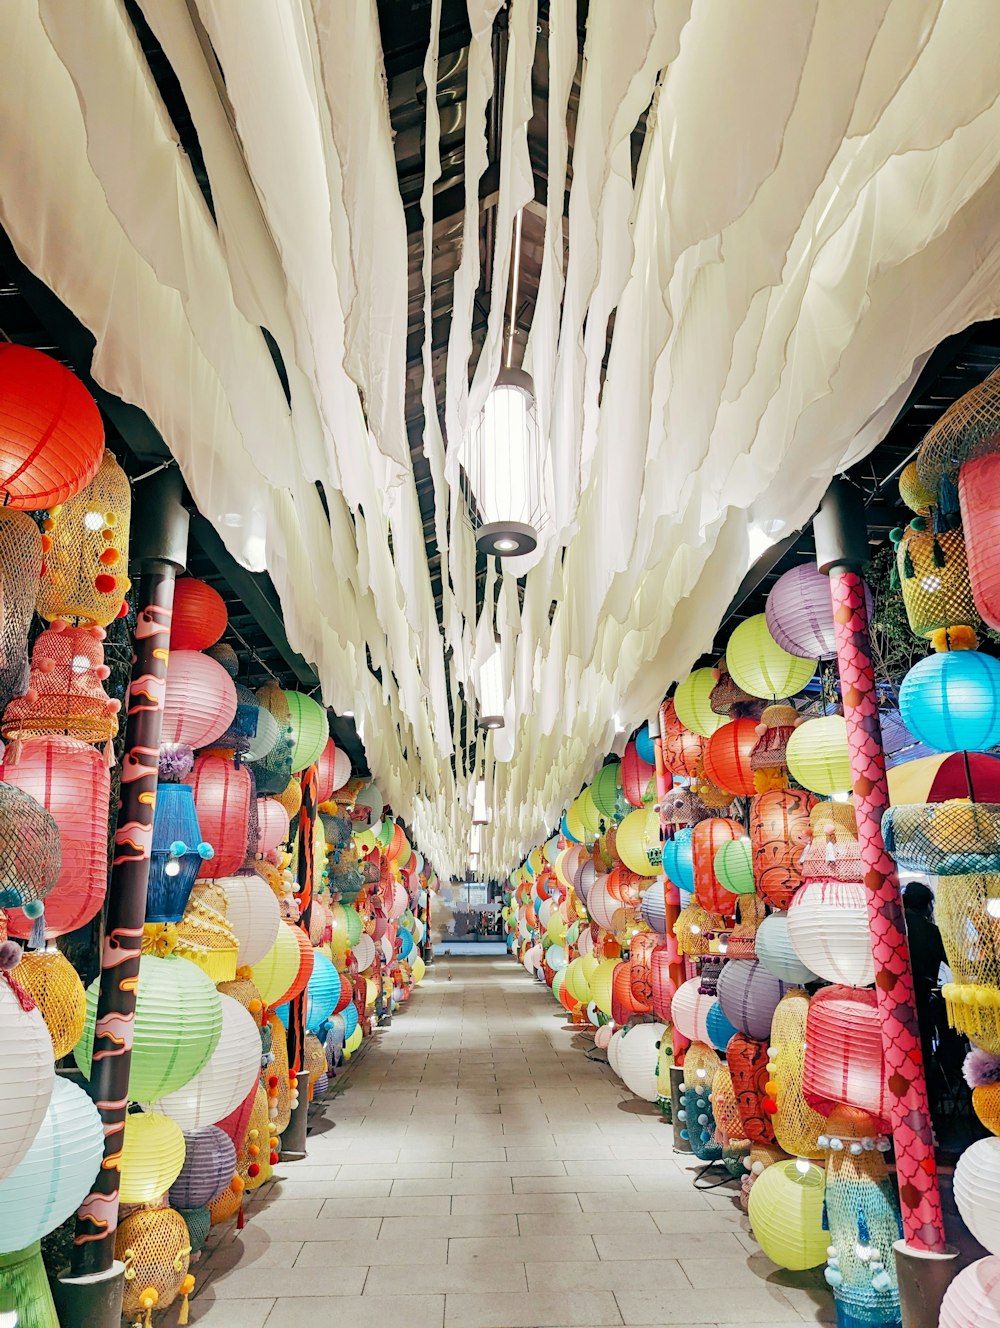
[765,563,871,661]
[168,1125,236,1209]
[715,959,789,1041]
[640,885,667,934]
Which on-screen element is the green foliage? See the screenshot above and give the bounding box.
[864,544,929,693]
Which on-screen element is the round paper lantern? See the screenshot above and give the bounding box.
[590,958,618,1016]
[353,932,376,972]
[2,735,109,938]
[662,827,695,892]
[786,716,852,796]
[693,818,743,915]
[168,1124,237,1210]
[955,1138,1000,1255]
[331,904,364,949]
[617,1023,667,1101]
[285,691,329,773]
[766,563,838,659]
[787,880,874,986]
[187,755,251,880]
[640,884,666,933]
[726,614,817,701]
[119,1111,186,1204]
[671,977,714,1043]
[713,837,755,895]
[674,669,727,737]
[747,1159,828,1270]
[940,1256,1000,1328]
[216,1079,257,1154]
[251,922,303,1007]
[803,986,889,1131]
[703,719,758,796]
[0,344,104,510]
[222,872,281,968]
[315,738,341,803]
[659,698,707,777]
[591,762,627,822]
[716,960,788,1041]
[621,740,656,808]
[899,649,1000,753]
[256,797,290,856]
[705,1000,739,1051]
[12,950,86,1059]
[152,995,261,1129]
[75,955,223,1101]
[162,650,238,751]
[0,1075,103,1253]
[0,979,54,1184]
[170,578,228,651]
[306,952,342,1033]
[754,914,818,985]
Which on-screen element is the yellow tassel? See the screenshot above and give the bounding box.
[178,1272,195,1324]
[178,1293,190,1325]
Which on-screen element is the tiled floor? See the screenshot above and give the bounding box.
[190,956,835,1327]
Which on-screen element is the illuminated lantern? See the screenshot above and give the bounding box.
[899,649,1000,753]
[786,716,852,795]
[152,995,262,1130]
[255,797,290,856]
[716,960,789,1041]
[285,691,329,773]
[187,755,251,880]
[2,736,110,939]
[674,669,727,737]
[692,818,742,915]
[0,979,54,1184]
[750,788,816,911]
[0,510,41,713]
[170,578,228,651]
[3,624,120,744]
[0,345,104,510]
[766,563,839,659]
[659,698,706,777]
[754,915,817,985]
[616,1023,667,1101]
[713,837,755,895]
[223,872,281,968]
[616,809,662,878]
[613,958,651,1019]
[725,614,816,701]
[590,958,618,1016]
[119,1111,186,1204]
[803,986,889,1131]
[894,523,977,641]
[703,718,757,796]
[162,651,238,752]
[671,977,715,1043]
[787,880,874,987]
[36,451,131,626]
[748,1160,828,1270]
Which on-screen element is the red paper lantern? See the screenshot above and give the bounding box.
[2,735,109,937]
[255,797,290,856]
[703,718,758,796]
[658,698,706,778]
[188,755,252,879]
[315,738,340,804]
[650,948,675,1023]
[216,1077,258,1153]
[0,345,104,510]
[170,579,229,651]
[803,986,890,1132]
[726,1033,775,1146]
[162,650,238,750]
[750,789,816,910]
[606,867,643,909]
[692,817,743,915]
[621,739,655,808]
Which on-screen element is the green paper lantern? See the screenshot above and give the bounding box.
[0,1244,58,1328]
[786,715,853,796]
[592,763,627,822]
[714,838,756,895]
[74,955,223,1101]
[331,903,363,949]
[674,668,727,737]
[725,614,816,701]
[284,690,329,773]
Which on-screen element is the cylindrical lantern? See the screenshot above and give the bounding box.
[703,718,758,796]
[1,736,110,939]
[151,995,261,1130]
[899,648,1000,753]
[786,716,852,795]
[187,755,252,879]
[716,960,788,1041]
[750,788,816,911]
[674,669,727,737]
[803,986,889,1131]
[169,578,228,651]
[0,345,104,510]
[169,1125,236,1210]
[75,955,223,1101]
[161,650,238,751]
[285,690,329,773]
[0,979,54,1185]
[939,1256,1000,1328]
[770,991,827,1160]
[3,624,121,745]
[616,1023,667,1102]
[725,614,816,700]
[747,1159,828,1270]
[693,818,743,915]
[0,510,42,714]
[787,880,874,987]
[119,1111,186,1204]
[955,1138,1000,1255]
[754,914,818,985]
[223,872,281,968]
[256,796,290,856]
[12,951,86,1060]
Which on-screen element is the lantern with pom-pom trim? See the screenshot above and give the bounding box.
[2,623,121,745]
[187,754,251,880]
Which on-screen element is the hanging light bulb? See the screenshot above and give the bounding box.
[477,644,505,731]
[466,369,545,557]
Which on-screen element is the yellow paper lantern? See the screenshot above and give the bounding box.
[747,1158,828,1270]
[674,668,727,737]
[411,955,426,984]
[546,911,568,945]
[119,1112,186,1205]
[564,800,587,843]
[250,922,300,1007]
[786,715,853,796]
[12,950,86,1059]
[590,958,618,1015]
[345,1026,363,1055]
[364,978,378,1009]
[617,809,662,878]
[725,614,816,700]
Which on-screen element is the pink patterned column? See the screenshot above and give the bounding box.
[829,567,945,1252]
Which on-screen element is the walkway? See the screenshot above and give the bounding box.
[190,957,833,1327]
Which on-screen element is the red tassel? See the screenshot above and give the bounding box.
[237,1203,245,1231]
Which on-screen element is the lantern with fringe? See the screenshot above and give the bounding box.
[2,624,120,745]
[0,510,42,714]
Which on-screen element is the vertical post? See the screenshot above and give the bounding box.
[815,480,946,1254]
[70,470,188,1278]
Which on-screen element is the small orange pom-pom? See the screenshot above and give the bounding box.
[94,573,116,594]
[249,998,263,1014]
[99,547,120,566]
[269,1136,279,1149]
[101,527,114,542]
[248,1143,260,1158]
[231,1176,245,1194]
[41,518,55,533]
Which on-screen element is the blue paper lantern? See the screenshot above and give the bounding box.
[306,952,342,1034]
[398,928,415,960]
[662,827,695,893]
[146,783,213,923]
[635,722,657,766]
[705,999,739,1052]
[899,650,1000,753]
[341,1002,359,1040]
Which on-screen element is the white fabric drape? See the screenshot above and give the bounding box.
[3,0,1000,875]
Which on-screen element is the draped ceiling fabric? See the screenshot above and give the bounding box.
[3,0,1000,876]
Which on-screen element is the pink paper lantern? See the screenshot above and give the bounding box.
[188,755,252,879]
[387,881,408,921]
[650,948,675,1023]
[940,1255,1000,1328]
[255,797,290,856]
[314,738,339,804]
[803,985,890,1132]
[162,650,238,750]
[670,977,714,1043]
[961,452,1000,631]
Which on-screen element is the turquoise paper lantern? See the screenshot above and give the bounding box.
[306,952,342,1033]
[662,827,694,893]
[899,650,1000,753]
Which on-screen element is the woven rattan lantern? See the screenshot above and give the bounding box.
[252,683,294,795]
[703,718,758,796]
[0,509,42,713]
[152,994,261,1130]
[750,788,816,911]
[726,614,816,701]
[36,450,131,625]
[169,1125,236,1209]
[187,755,251,880]
[170,578,227,651]
[693,818,742,915]
[11,950,85,1059]
[893,522,978,641]
[1,736,108,939]
[803,986,889,1131]
[0,783,60,918]
[173,882,239,983]
[769,990,826,1160]
[0,976,54,1184]
[115,1206,191,1324]
[162,650,238,753]
[748,1159,828,1270]
[119,1110,186,1205]
[3,624,120,744]
[0,345,104,510]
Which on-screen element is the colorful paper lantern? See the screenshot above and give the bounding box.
[75,955,223,1101]
[591,762,627,822]
[726,1034,775,1146]
[754,914,818,985]
[0,978,54,1185]
[151,994,261,1130]
[803,986,889,1131]
[223,872,281,968]
[169,578,228,651]
[899,648,1000,753]
[693,818,743,915]
[187,754,251,880]
[0,1243,60,1328]
[747,1159,828,1270]
[765,562,841,660]
[939,1256,1000,1328]
[251,921,302,1007]
[725,614,816,701]
[255,796,290,856]
[750,788,815,911]
[315,738,340,803]
[616,1023,667,1101]
[659,698,707,777]
[0,345,104,510]
[161,650,238,751]
[169,1125,236,1210]
[713,837,755,895]
[962,451,1000,631]
[119,1111,186,1204]
[787,880,874,986]
[786,716,852,795]
[614,809,662,879]
[305,951,342,1033]
[671,977,715,1043]
[12,950,86,1059]
[285,690,329,773]
[954,1138,1000,1255]
[1,736,109,939]
[703,718,757,796]
[716,960,788,1041]
[0,1076,103,1253]
[621,740,656,808]
[705,999,739,1051]
[674,668,727,737]
[661,827,695,892]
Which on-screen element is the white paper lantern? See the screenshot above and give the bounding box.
[523,944,542,975]
[0,978,55,1182]
[607,1028,625,1074]
[940,1256,1000,1328]
[221,872,281,968]
[330,746,352,793]
[149,995,261,1129]
[787,880,874,986]
[586,878,618,932]
[955,1138,1000,1255]
[353,933,376,972]
[617,1023,668,1101]
[755,914,818,985]
[537,899,553,928]
[671,977,713,1043]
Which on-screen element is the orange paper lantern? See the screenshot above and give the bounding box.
[658,698,707,778]
[750,789,816,910]
[692,818,743,915]
[703,718,758,797]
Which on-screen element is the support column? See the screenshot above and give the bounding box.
[67,471,188,1299]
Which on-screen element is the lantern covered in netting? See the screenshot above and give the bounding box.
[252,683,294,795]
[0,509,42,713]
[114,1206,191,1321]
[2,624,120,744]
[769,990,827,1160]
[145,782,211,924]
[0,782,60,914]
[11,950,86,1060]
[803,986,889,1131]
[893,522,978,641]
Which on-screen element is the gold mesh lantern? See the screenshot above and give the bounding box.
[973,1083,1000,1135]
[894,524,978,641]
[304,1032,326,1092]
[37,450,131,627]
[11,949,86,1058]
[240,1081,274,1191]
[276,776,302,820]
[769,990,826,1160]
[917,363,1000,495]
[936,873,1000,1051]
[800,800,863,881]
[675,903,726,956]
[174,882,239,983]
[217,974,265,1028]
[115,1206,191,1325]
[728,893,766,960]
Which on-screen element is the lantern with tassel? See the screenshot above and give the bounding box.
[145,782,213,925]
[116,1206,192,1326]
